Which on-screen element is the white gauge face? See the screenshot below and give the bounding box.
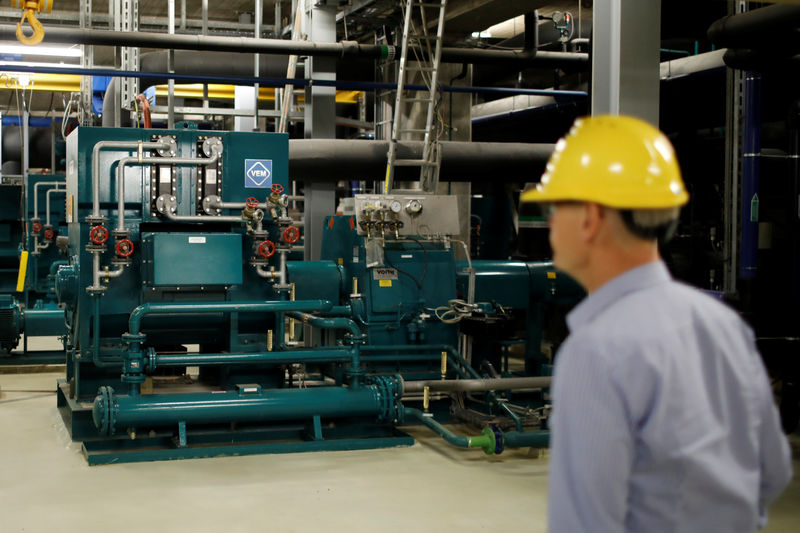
[406,199,423,215]
[390,200,402,213]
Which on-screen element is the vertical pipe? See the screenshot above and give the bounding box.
[168,0,176,129]
[180,0,186,32]
[790,101,800,319]
[254,0,262,131]
[740,72,761,279]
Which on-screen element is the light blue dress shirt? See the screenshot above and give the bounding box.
[548,261,793,533]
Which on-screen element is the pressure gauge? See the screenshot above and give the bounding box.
[405,199,423,215]
[390,200,403,214]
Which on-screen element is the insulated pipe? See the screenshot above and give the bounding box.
[402,376,552,394]
[708,4,800,49]
[128,300,334,335]
[93,385,391,436]
[288,139,554,182]
[0,25,588,68]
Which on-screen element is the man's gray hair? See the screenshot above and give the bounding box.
[619,207,681,243]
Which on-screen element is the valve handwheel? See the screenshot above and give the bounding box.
[283,226,300,244]
[257,240,276,258]
[116,239,134,258]
[271,184,284,195]
[245,197,259,209]
[31,222,42,233]
[89,225,109,245]
[43,228,54,240]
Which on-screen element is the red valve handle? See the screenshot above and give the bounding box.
[116,238,134,258]
[43,228,54,240]
[89,225,109,245]
[271,184,284,195]
[31,221,42,233]
[257,240,276,258]
[245,197,259,209]
[282,226,300,244]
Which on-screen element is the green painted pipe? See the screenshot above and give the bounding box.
[151,348,355,368]
[93,383,396,436]
[502,429,550,448]
[285,312,361,338]
[404,407,496,455]
[128,299,334,335]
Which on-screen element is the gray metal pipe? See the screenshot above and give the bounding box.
[0,25,586,68]
[403,376,552,394]
[288,139,554,182]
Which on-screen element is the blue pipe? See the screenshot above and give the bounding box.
[0,64,588,98]
[741,72,762,279]
[128,300,333,335]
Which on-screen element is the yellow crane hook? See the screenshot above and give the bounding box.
[12,0,53,46]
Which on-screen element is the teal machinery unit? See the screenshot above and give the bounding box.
[55,126,581,465]
[0,175,67,363]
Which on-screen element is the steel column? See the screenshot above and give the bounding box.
[591,0,661,125]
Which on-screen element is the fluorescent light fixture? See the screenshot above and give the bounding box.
[0,42,82,58]
[0,60,78,69]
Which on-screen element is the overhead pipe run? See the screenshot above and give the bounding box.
[0,24,587,68]
[287,139,554,182]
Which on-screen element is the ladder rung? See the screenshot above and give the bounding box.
[409,35,441,41]
[415,2,447,8]
[393,159,437,167]
[403,97,434,103]
[405,65,437,72]
[398,128,429,133]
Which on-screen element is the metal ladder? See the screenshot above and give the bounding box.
[384,0,447,194]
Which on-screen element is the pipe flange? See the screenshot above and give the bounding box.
[121,332,147,344]
[202,195,222,216]
[110,257,132,267]
[112,228,131,239]
[202,137,223,158]
[490,424,505,455]
[146,348,157,373]
[92,386,117,436]
[155,195,178,216]
[367,375,402,423]
[85,285,107,295]
[85,215,107,226]
[155,136,178,157]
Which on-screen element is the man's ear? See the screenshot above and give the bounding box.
[582,202,605,244]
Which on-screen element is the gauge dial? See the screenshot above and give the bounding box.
[405,199,423,215]
[390,200,402,213]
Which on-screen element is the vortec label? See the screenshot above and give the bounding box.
[244,159,273,188]
[373,268,398,280]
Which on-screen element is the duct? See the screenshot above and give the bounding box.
[287,139,553,182]
[0,24,587,69]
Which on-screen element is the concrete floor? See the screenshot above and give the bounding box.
[1,357,798,532]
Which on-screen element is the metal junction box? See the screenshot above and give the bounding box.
[142,232,243,287]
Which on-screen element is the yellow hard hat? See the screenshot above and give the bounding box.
[521,115,689,208]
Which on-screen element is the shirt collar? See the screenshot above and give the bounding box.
[566,261,672,332]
